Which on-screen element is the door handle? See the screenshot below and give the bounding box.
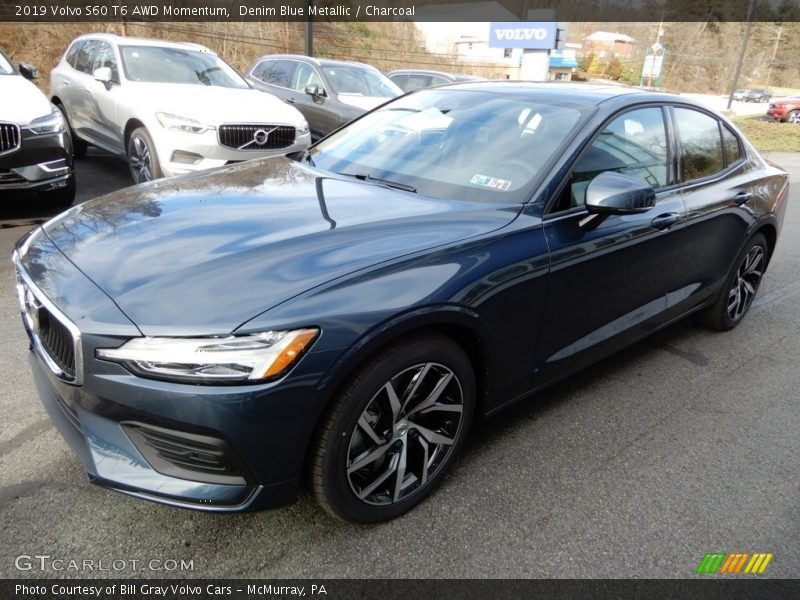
[286,98,296,104]
[651,213,681,230]
[62,79,70,86]
[734,191,753,205]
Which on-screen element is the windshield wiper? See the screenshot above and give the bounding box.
[342,172,416,193]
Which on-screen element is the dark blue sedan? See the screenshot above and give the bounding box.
[14,83,789,523]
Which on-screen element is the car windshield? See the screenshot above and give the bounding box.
[120,45,248,88]
[0,51,14,75]
[310,88,588,204]
[322,64,400,97]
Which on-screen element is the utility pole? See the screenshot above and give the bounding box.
[765,25,783,88]
[305,1,313,57]
[726,0,758,111]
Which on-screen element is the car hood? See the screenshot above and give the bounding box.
[0,75,52,124]
[41,157,520,335]
[127,83,307,127]
[337,94,393,112]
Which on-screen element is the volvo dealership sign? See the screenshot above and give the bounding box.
[488,22,557,49]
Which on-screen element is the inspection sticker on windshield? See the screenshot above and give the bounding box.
[470,174,512,191]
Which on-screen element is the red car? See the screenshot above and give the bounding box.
[767,97,800,122]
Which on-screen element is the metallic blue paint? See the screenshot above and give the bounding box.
[14,84,790,511]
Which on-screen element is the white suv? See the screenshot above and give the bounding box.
[50,34,311,183]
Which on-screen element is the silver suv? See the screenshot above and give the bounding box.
[50,34,311,183]
[245,55,401,141]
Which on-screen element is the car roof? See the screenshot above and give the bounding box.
[442,80,683,106]
[389,69,454,78]
[254,54,376,69]
[71,33,212,54]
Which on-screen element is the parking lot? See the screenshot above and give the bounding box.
[1,151,798,579]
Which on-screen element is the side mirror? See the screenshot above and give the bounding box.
[18,63,38,80]
[93,67,113,84]
[585,171,656,215]
[305,84,323,98]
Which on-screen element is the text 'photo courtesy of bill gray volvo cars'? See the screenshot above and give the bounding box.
[14,82,789,523]
[0,47,75,205]
[50,34,311,183]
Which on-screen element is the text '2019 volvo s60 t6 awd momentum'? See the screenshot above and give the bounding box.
[14,83,789,523]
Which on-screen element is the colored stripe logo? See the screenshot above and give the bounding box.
[697,552,773,574]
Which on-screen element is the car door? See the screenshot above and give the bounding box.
[84,41,123,153]
[288,61,330,139]
[664,106,755,317]
[53,40,85,125]
[65,39,100,137]
[533,105,687,384]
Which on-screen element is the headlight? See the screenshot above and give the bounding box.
[24,108,65,135]
[97,328,318,384]
[298,123,310,135]
[156,112,213,134]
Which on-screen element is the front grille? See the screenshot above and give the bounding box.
[0,122,21,155]
[218,124,296,151]
[0,170,26,185]
[16,269,81,384]
[123,423,249,486]
[37,307,76,379]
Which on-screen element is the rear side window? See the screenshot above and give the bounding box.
[674,107,724,181]
[251,60,274,81]
[73,40,98,74]
[389,74,408,90]
[722,125,743,165]
[65,41,84,68]
[264,60,294,87]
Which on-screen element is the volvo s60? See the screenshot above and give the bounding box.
[14,83,789,523]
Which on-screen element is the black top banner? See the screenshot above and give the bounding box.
[1,0,799,22]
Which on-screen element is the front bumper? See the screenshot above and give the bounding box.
[150,127,311,178]
[0,129,73,191]
[767,107,789,120]
[15,240,343,512]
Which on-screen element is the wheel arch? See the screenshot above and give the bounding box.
[755,222,777,264]
[300,306,497,481]
[318,307,496,416]
[123,118,147,147]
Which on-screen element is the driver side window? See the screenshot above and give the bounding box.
[290,63,323,94]
[554,107,669,212]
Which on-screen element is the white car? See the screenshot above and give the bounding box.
[50,34,311,183]
[1,47,75,205]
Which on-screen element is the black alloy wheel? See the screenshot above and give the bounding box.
[703,233,768,331]
[312,334,475,523]
[127,127,162,183]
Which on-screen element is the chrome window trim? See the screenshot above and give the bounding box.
[12,249,83,386]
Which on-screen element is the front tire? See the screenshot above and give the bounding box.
[702,233,768,331]
[127,127,162,183]
[312,334,475,523]
[788,110,800,124]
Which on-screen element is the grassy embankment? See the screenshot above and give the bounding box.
[733,115,800,153]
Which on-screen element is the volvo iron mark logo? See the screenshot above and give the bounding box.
[253,127,278,146]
